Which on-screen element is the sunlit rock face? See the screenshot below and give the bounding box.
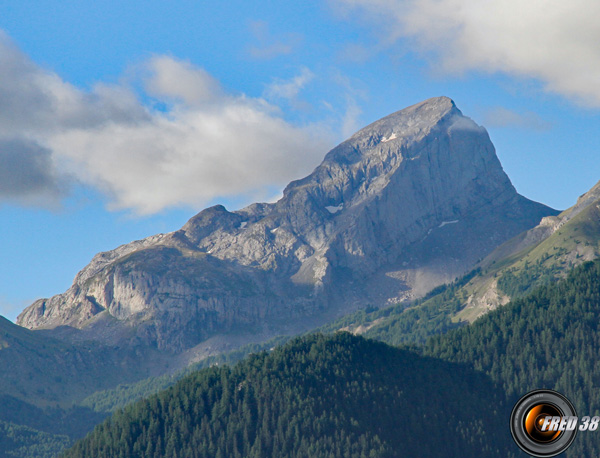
[18,97,557,353]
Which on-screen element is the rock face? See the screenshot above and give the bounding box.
[17,97,557,353]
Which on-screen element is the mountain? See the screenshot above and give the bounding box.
[58,240,600,458]
[61,333,517,458]
[17,97,556,357]
[58,260,600,457]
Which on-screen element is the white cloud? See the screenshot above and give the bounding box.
[328,71,368,137]
[0,31,148,137]
[144,56,223,106]
[340,98,363,138]
[265,67,315,102]
[335,0,600,106]
[0,33,334,214]
[50,100,331,214]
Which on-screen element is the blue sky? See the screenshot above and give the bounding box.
[1,0,600,322]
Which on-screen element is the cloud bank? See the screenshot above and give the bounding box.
[0,33,332,214]
[0,139,67,206]
[336,0,600,106]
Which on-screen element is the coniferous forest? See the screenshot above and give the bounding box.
[425,259,600,457]
[61,333,515,458]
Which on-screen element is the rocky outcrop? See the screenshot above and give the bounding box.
[17,97,557,353]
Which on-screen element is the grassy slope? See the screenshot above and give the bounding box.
[456,199,600,321]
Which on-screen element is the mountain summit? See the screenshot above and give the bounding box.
[17,97,557,356]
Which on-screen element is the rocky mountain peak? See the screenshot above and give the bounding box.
[283,97,465,196]
[17,97,557,355]
[320,96,460,164]
[347,96,458,139]
[274,96,513,253]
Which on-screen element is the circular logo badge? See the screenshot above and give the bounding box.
[510,390,578,457]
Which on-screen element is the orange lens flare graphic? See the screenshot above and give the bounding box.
[524,404,563,443]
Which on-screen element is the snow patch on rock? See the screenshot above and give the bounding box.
[325,204,344,214]
[439,220,459,228]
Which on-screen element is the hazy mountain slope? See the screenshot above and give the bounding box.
[61,333,516,458]
[0,394,107,458]
[78,335,290,414]
[0,315,180,457]
[317,268,480,346]
[0,316,168,408]
[17,97,555,358]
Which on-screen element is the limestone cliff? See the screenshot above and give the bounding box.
[17,97,556,352]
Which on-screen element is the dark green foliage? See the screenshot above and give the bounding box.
[360,288,465,346]
[0,420,70,458]
[62,333,514,458]
[496,253,566,298]
[425,259,600,457]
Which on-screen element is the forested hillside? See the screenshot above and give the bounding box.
[0,421,70,458]
[61,333,516,458]
[425,259,600,457]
